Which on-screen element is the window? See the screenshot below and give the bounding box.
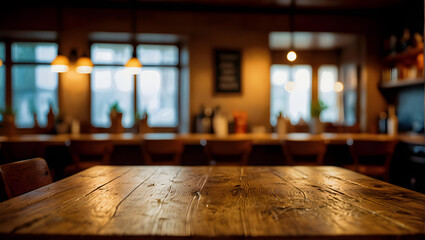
[90,43,180,128]
[318,65,339,122]
[270,64,312,125]
[0,42,5,121]
[136,45,179,127]
[91,43,134,128]
[11,42,58,128]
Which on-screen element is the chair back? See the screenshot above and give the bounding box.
[0,158,52,199]
[283,140,327,165]
[1,141,45,164]
[69,140,113,171]
[348,139,398,181]
[142,139,184,165]
[204,140,252,166]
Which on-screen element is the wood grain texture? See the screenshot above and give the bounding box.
[0,166,424,240]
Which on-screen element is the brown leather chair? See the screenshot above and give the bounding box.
[0,158,52,199]
[1,141,45,164]
[283,140,327,166]
[142,139,184,165]
[67,140,113,175]
[345,139,398,181]
[204,140,252,166]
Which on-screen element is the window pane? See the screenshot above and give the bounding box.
[91,66,134,128]
[12,42,57,63]
[137,67,178,127]
[12,65,58,128]
[342,64,358,125]
[91,43,133,65]
[270,65,312,125]
[318,65,339,122]
[137,45,178,65]
[0,42,5,61]
[0,66,4,122]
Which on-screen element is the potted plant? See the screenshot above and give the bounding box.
[109,101,124,133]
[1,105,16,136]
[310,100,328,134]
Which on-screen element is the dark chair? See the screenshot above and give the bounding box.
[204,140,252,166]
[283,139,327,165]
[67,140,113,175]
[0,158,52,199]
[142,139,184,165]
[344,139,398,181]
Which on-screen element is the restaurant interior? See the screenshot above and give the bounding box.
[0,0,424,221]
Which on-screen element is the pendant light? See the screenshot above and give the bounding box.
[76,54,94,74]
[286,0,297,62]
[284,0,296,92]
[125,1,142,75]
[51,7,69,73]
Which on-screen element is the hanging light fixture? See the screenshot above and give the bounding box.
[51,7,69,73]
[76,54,94,74]
[125,1,142,75]
[286,0,297,62]
[284,0,297,92]
[334,81,344,92]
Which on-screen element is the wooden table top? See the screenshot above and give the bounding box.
[0,166,424,240]
[0,132,417,146]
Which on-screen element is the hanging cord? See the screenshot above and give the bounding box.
[131,0,137,57]
[289,0,295,50]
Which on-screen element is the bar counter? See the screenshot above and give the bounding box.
[0,132,421,146]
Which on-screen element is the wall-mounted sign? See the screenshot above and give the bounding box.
[214,49,241,93]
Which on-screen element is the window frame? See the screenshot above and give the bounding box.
[1,39,61,131]
[88,41,181,131]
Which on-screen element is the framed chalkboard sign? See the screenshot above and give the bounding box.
[214,49,241,93]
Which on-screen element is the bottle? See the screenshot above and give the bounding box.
[196,105,205,133]
[213,106,228,137]
[276,112,287,136]
[378,112,388,133]
[387,105,398,136]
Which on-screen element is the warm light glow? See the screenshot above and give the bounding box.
[0,59,3,67]
[334,81,344,92]
[51,55,69,73]
[284,81,295,92]
[76,56,94,74]
[125,57,142,75]
[287,51,297,62]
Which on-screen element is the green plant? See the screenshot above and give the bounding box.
[109,101,122,114]
[0,105,15,116]
[311,100,328,118]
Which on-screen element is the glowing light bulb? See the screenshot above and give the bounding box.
[287,51,297,62]
[334,82,344,92]
[284,81,295,92]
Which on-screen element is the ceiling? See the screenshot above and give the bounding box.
[269,32,357,50]
[131,0,406,11]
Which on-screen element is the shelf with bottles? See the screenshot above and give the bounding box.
[381,29,424,88]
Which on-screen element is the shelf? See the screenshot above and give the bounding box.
[380,78,425,89]
[383,47,423,64]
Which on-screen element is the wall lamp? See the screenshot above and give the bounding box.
[51,49,93,74]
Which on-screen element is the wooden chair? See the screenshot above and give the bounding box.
[283,140,327,166]
[204,140,252,166]
[345,139,398,181]
[142,139,184,165]
[0,158,52,199]
[1,141,45,164]
[67,140,113,174]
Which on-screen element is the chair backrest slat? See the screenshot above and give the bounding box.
[0,158,52,199]
[204,140,252,166]
[142,139,184,165]
[283,140,327,165]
